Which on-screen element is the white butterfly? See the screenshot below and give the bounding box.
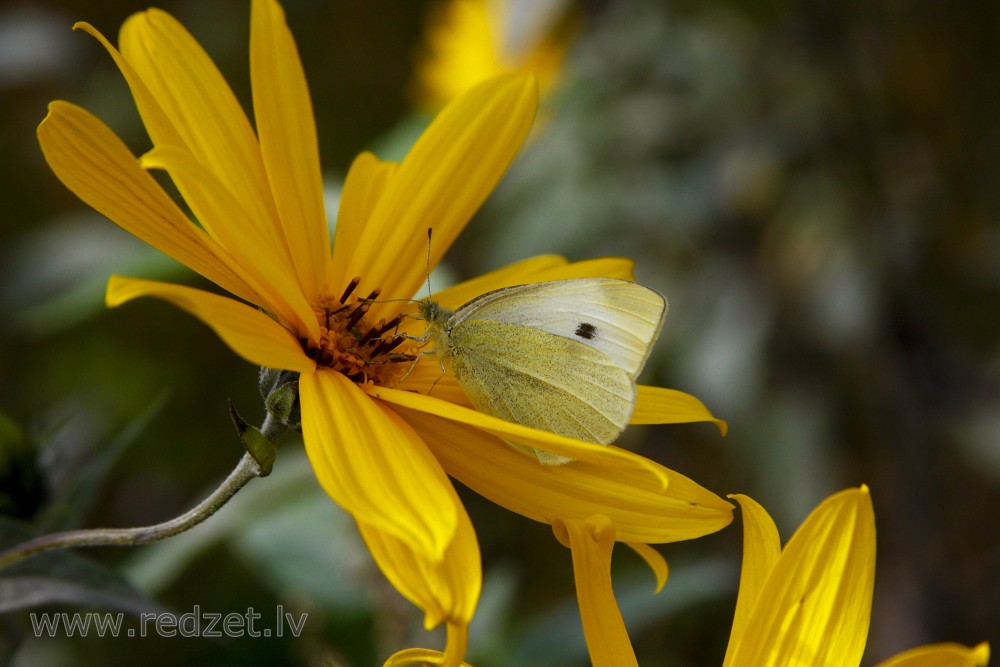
[418,277,667,463]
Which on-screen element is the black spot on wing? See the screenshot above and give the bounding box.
[574,322,597,340]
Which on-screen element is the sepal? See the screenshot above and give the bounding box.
[229,400,276,476]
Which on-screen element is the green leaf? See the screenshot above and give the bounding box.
[36,392,170,533]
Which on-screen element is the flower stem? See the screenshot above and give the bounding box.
[0,414,281,570]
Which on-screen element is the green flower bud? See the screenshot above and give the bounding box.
[258,367,301,432]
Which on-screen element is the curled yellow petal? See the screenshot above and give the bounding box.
[632,385,728,435]
[71,21,183,150]
[726,486,875,667]
[356,490,480,631]
[69,15,321,342]
[119,8,283,261]
[554,516,637,667]
[369,385,668,489]
[382,629,474,667]
[105,275,314,374]
[626,542,669,593]
[382,393,733,544]
[723,494,782,667]
[300,371,458,561]
[873,642,990,667]
[37,102,260,308]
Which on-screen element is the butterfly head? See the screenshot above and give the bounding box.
[416,298,451,329]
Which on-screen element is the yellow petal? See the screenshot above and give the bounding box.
[727,486,875,667]
[81,9,317,338]
[626,542,669,593]
[632,385,728,436]
[414,0,571,110]
[105,275,314,374]
[118,8,291,278]
[37,102,261,308]
[368,386,668,488]
[414,0,503,109]
[140,145,318,340]
[330,151,398,291]
[339,74,538,313]
[299,371,458,560]
[395,356,472,408]
[383,636,475,667]
[430,255,636,310]
[357,492,479,632]
[518,256,636,282]
[72,22,184,150]
[723,494,782,667]
[553,516,638,667]
[874,642,991,667]
[425,255,570,311]
[250,0,329,299]
[380,392,733,544]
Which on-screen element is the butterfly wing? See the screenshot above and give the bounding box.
[451,278,667,380]
[447,320,636,455]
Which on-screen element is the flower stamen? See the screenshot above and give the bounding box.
[343,289,379,331]
[370,334,407,358]
[310,283,419,386]
[339,276,361,304]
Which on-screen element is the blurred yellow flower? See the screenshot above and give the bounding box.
[414,0,573,109]
[38,0,729,663]
[724,487,989,667]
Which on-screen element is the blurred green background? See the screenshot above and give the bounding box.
[1,0,998,665]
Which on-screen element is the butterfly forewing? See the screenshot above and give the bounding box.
[450,278,667,379]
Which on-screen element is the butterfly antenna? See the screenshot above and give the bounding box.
[424,228,434,301]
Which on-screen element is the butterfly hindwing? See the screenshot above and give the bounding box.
[447,320,636,446]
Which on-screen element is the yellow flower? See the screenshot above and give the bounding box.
[724,487,990,667]
[414,0,572,109]
[37,0,730,663]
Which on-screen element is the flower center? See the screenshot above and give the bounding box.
[307,277,418,386]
